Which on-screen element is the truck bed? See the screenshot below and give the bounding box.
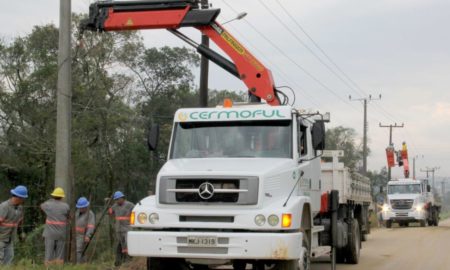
[321,150,372,204]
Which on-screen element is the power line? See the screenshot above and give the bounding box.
[273,0,421,152]
[220,0,361,114]
[259,0,366,100]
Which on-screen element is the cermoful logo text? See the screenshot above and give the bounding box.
[178,109,286,121]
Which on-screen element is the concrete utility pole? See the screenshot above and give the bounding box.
[199,0,209,107]
[379,123,404,181]
[349,94,381,175]
[412,154,424,180]
[55,0,73,262]
[55,0,72,201]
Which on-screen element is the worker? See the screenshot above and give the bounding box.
[40,187,70,266]
[0,185,27,265]
[75,197,95,264]
[108,191,135,266]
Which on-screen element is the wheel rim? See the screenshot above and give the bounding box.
[298,246,310,270]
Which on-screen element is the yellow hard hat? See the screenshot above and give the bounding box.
[51,187,65,198]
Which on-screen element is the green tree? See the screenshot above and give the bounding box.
[325,126,366,170]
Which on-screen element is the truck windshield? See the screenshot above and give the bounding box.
[388,184,421,194]
[171,120,292,159]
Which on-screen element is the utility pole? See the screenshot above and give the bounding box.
[379,123,404,181]
[199,0,209,107]
[349,94,381,175]
[421,167,440,190]
[55,0,73,262]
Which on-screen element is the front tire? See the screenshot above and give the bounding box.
[147,258,187,270]
[275,238,310,270]
[420,220,426,227]
[385,220,392,228]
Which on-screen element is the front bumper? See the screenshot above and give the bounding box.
[382,209,426,221]
[128,230,303,260]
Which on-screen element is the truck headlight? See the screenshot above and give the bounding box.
[137,212,148,224]
[149,213,159,224]
[382,204,390,212]
[416,205,424,212]
[268,215,279,226]
[254,214,266,226]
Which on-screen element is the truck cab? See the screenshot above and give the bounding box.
[128,104,329,269]
[382,178,439,227]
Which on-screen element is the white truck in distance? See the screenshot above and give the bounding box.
[128,104,363,270]
[382,178,440,228]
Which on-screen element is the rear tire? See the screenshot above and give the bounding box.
[345,219,360,264]
[361,231,367,242]
[335,248,345,263]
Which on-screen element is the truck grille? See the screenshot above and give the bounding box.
[159,176,259,205]
[390,199,414,210]
[175,179,240,203]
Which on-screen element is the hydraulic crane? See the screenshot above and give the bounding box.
[385,141,410,178]
[81,0,281,105]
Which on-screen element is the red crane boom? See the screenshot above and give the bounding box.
[81,0,280,105]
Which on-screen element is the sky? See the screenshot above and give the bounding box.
[0,0,449,179]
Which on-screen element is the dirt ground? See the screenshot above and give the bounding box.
[313,219,450,270]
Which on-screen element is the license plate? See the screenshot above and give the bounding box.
[187,236,218,247]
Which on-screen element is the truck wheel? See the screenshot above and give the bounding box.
[420,220,426,227]
[275,238,310,270]
[147,258,187,270]
[385,220,392,228]
[434,214,439,226]
[361,231,367,242]
[335,248,345,263]
[432,208,439,226]
[191,264,209,270]
[232,260,247,270]
[345,219,360,264]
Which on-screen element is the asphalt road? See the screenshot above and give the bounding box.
[313,219,450,270]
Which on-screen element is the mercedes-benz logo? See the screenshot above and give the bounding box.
[198,182,215,200]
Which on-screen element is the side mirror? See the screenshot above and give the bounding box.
[427,185,431,192]
[312,121,326,151]
[147,123,160,151]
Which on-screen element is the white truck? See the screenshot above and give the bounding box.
[382,178,440,228]
[126,104,368,269]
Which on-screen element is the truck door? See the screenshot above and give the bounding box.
[297,118,321,213]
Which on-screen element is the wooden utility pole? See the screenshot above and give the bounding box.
[55,0,73,262]
[199,0,209,107]
[379,123,404,181]
[349,94,381,175]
